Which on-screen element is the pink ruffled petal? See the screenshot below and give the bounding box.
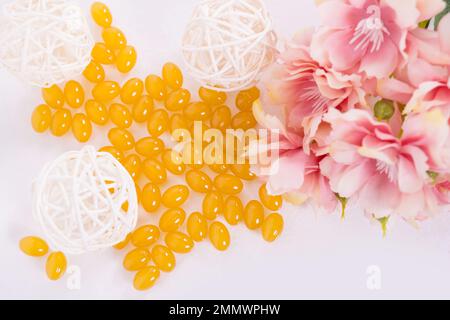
[397,155,424,193]
[417,0,446,22]
[318,0,363,28]
[359,37,399,78]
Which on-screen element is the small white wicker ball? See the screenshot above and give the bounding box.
[33,146,138,255]
[0,0,94,88]
[181,0,277,92]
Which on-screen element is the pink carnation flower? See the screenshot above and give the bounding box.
[311,0,446,78]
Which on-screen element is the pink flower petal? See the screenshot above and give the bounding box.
[397,155,424,193]
[359,37,399,78]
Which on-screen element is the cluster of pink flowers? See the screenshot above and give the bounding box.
[255,0,450,224]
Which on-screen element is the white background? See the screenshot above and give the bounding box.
[1,0,450,300]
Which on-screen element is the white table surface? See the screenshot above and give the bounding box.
[1,0,450,300]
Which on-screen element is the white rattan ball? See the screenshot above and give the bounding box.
[181,0,277,92]
[33,146,138,255]
[0,0,94,88]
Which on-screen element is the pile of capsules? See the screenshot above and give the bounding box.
[21,2,284,291]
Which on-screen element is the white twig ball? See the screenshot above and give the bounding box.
[181,0,277,92]
[33,147,138,255]
[0,0,94,88]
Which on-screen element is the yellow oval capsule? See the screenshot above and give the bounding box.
[232,111,257,130]
[85,99,108,125]
[211,105,232,131]
[19,236,49,257]
[262,213,284,242]
[142,159,167,184]
[91,42,115,64]
[102,26,127,50]
[46,252,67,281]
[214,174,243,195]
[83,60,105,83]
[72,113,92,143]
[145,75,167,101]
[187,212,208,242]
[92,81,120,102]
[121,78,143,105]
[31,104,52,133]
[114,233,131,250]
[159,208,186,232]
[165,232,194,254]
[116,45,137,73]
[109,103,132,128]
[224,196,244,225]
[170,114,191,142]
[135,137,164,158]
[123,154,142,181]
[210,163,229,174]
[131,225,160,247]
[259,184,283,211]
[244,200,265,230]
[231,164,256,181]
[51,109,72,137]
[162,186,190,209]
[64,80,84,108]
[42,85,64,109]
[134,266,160,291]
[162,62,183,89]
[202,191,223,220]
[162,149,186,175]
[99,146,124,162]
[165,88,191,112]
[123,248,151,271]
[147,109,169,138]
[184,142,204,169]
[209,222,230,251]
[199,87,227,106]
[236,87,260,111]
[108,128,135,151]
[184,102,212,121]
[91,2,112,27]
[132,95,154,123]
[152,245,176,273]
[141,183,161,213]
[186,170,213,193]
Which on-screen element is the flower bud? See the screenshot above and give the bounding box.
[374,99,395,121]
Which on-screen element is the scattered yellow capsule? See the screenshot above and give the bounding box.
[109,103,132,129]
[145,75,167,101]
[134,266,160,291]
[91,2,112,27]
[211,105,232,131]
[91,42,115,65]
[262,213,284,242]
[184,102,212,121]
[123,154,142,182]
[131,225,160,247]
[224,196,244,225]
[92,81,120,102]
[186,170,213,193]
[141,183,161,213]
[85,99,109,125]
[161,149,186,175]
[83,60,105,83]
[162,62,183,89]
[236,87,260,111]
[162,185,190,208]
[209,222,230,251]
[159,208,186,232]
[259,184,283,211]
[209,163,229,174]
[135,137,164,158]
[152,245,176,273]
[132,95,154,123]
[147,109,169,138]
[121,77,143,105]
[165,88,191,112]
[199,87,227,106]
[123,248,151,271]
[143,159,167,185]
[116,45,137,73]
[214,174,243,195]
[108,128,135,151]
[72,113,92,143]
[202,191,223,220]
[187,212,208,242]
[232,111,257,130]
[231,164,256,181]
[99,146,124,162]
[165,232,194,254]
[114,233,131,250]
[170,114,191,142]
[46,252,67,281]
[31,104,52,133]
[64,80,84,109]
[19,236,49,257]
[42,85,64,109]
[102,26,127,50]
[244,200,265,230]
[51,109,72,137]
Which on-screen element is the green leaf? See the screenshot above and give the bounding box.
[435,0,450,29]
